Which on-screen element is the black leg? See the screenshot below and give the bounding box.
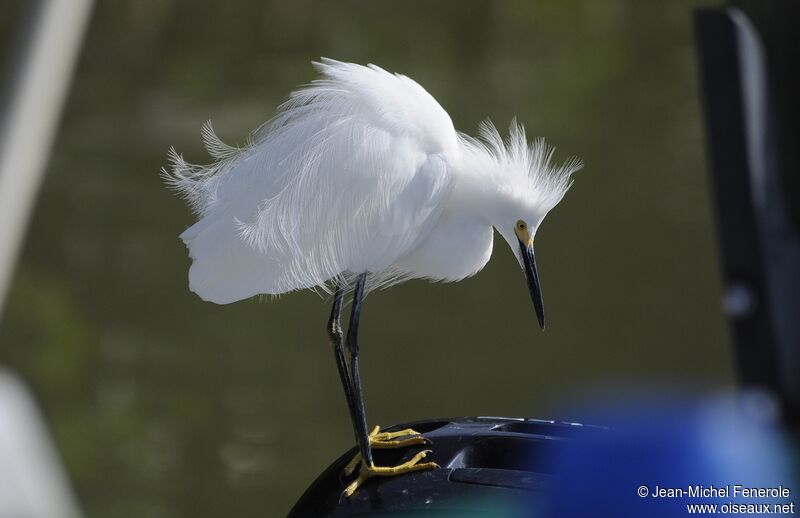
[346,272,374,468]
[328,282,360,451]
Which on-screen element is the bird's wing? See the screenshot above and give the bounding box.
[164,59,458,303]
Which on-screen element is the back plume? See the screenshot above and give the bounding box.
[163,58,458,303]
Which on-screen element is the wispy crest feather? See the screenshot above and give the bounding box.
[460,119,582,219]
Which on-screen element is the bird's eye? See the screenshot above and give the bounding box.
[516,220,527,231]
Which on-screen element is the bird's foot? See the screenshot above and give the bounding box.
[342,449,439,498]
[343,425,431,477]
[342,425,437,497]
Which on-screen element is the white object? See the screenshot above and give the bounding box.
[0,370,81,518]
[165,59,581,304]
[0,0,94,321]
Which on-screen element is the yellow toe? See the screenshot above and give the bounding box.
[342,449,439,498]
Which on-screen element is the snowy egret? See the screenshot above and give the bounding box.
[163,58,581,496]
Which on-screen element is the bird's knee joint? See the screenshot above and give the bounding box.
[328,324,343,343]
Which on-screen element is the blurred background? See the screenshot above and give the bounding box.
[0,0,729,516]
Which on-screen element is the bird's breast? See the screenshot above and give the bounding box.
[394,212,493,282]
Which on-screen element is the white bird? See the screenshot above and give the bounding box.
[163,58,581,497]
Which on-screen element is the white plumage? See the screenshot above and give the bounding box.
[164,58,581,304]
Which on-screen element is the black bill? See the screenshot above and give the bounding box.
[519,239,545,330]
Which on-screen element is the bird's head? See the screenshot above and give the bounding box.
[497,213,548,331]
[461,119,582,330]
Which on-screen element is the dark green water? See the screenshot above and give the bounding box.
[1,1,728,516]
